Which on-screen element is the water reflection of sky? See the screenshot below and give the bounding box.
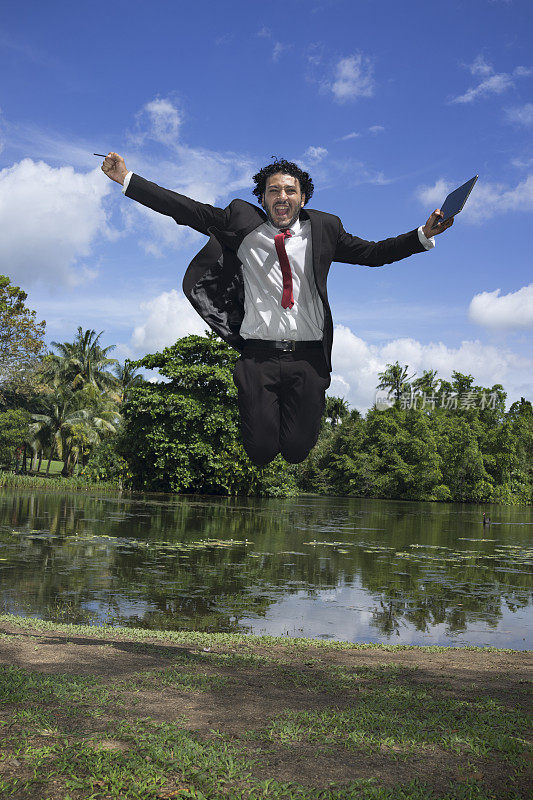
[0,490,531,649]
[238,586,532,649]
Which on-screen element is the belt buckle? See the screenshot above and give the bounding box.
[280,339,295,352]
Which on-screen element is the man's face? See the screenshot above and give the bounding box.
[261,172,305,229]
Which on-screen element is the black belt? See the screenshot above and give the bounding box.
[242,339,323,352]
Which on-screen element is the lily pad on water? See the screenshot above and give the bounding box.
[302,541,353,547]
[458,538,497,542]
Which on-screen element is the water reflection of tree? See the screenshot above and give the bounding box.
[0,490,531,637]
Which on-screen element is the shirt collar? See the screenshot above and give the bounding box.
[265,216,302,236]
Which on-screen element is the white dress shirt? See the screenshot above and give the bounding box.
[123,172,435,341]
[238,217,324,340]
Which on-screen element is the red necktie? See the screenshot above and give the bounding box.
[274,228,294,309]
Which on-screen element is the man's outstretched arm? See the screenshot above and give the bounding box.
[101,152,228,236]
[334,209,454,267]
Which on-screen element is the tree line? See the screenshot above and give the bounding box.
[1,274,531,502]
[0,275,141,481]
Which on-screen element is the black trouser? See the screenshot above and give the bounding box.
[233,342,331,466]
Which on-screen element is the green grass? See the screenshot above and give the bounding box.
[0,665,110,707]
[3,698,524,799]
[0,469,119,491]
[252,691,529,758]
[0,614,519,652]
[0,616,530,799]
[116,665,237,693]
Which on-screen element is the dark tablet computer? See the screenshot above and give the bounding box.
[432,175,478,229]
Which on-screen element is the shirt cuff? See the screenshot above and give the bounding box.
[418,225,435,250]
[122,171,133,194]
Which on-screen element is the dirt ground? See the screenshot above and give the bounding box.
[1,621,532,798]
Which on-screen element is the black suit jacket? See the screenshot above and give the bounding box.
[125,173,427,371]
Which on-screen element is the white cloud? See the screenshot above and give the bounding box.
[416,175,533,222]
[416,178,454,208]
[131,289,206,353]
[119,144,254,255]
[469,284,533,329]
[2,117,104,170]
[505,103,533,126]
[120,198,201,257]
[215,33,233,46]
[451,56,531,104]
[304,146,328,163]
[307,42,324,66]
[337,132,361,141]
[0,158,111,288]
[470,55,494,77]
[327,54,374,103]
[2,100,254,265]
[336,126,382,142]
[272,42,290,62]
[126,99,253,201]
[510,156,533,169]
[454,73,513,103]
[328,373,350,399]
[130,97,182,148]
[120,97,255,253]
[330,325,532,411]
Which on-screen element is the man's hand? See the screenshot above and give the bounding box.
[423,209,454,238]
[101,152,128,185]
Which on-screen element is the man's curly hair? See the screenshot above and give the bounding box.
[252,159,314,206]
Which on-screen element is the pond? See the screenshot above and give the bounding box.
[0,489,531,648]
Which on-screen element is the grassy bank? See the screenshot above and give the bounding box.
[0,470,120,492]
[0,616,531,799]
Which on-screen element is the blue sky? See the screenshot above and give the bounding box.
[1,0,532,410]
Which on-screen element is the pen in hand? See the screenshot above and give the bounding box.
[98,151,129,185]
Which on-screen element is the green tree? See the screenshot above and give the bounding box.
[30,388,120,476]
[81,437,132,485]
[451,371,475,395]
[324,395,349,427]
[112,359,145,403]
[0,275,46,398]
[123,332,296,496]
[504,397,533,502]
[412,369,441,398]
[377,361,415,403]
[0,408,30,469]
[42,327,118,395]
[434,413,491,501]
[299,367,533,504]
[319,409,368,495]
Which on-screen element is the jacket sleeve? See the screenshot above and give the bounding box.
[124,173,228,236]
[334,221,427,267]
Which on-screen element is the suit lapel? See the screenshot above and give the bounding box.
[235,208,268,246]
[306,209,323,287]
[208,207,267,252]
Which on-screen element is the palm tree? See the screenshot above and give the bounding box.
[111,359,144,403]
[30,389,121,477]
[324,396,349,427]
[377,362,416,403]
[20,408,50,475]
[412,369,441,395]
[42,327,118,395]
